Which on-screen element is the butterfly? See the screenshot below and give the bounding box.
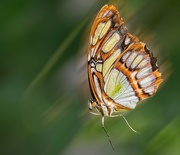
[87,4,163,148]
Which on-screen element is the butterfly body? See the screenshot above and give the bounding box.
[87,4,162,117]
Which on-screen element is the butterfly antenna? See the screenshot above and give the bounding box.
[101,116,115,150]
[120,114,140,134]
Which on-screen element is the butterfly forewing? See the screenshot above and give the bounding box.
[88,4,162,115]
[88,5,125,61]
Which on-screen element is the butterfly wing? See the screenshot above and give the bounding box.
[88,4,162,113]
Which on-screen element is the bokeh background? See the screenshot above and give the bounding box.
[0,0,180,154]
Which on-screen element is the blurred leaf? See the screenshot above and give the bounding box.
[24,16,89,97]
[144,115,180,155]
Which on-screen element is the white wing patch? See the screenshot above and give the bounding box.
[103,49,121,78]
[104,68,139,109]
[99,20,111,39]
[144,86,155,95]
[124,35,131,45]
[93,74,103,102]
[139,74,156,88]
[92,20,111,46]
[121,51,131,63]
[136,65,152,79]
[130,54,144,69]
[126,52,138,68]
[102,32,120,53]
[92,22,105,45]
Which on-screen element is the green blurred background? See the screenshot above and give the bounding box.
[0,0,180,154]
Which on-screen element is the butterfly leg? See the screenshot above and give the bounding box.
[89,111,100,116]
[101,116,114,150]
[110,114,139,134]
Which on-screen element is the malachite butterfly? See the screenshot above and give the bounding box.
[87,4,163,149]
